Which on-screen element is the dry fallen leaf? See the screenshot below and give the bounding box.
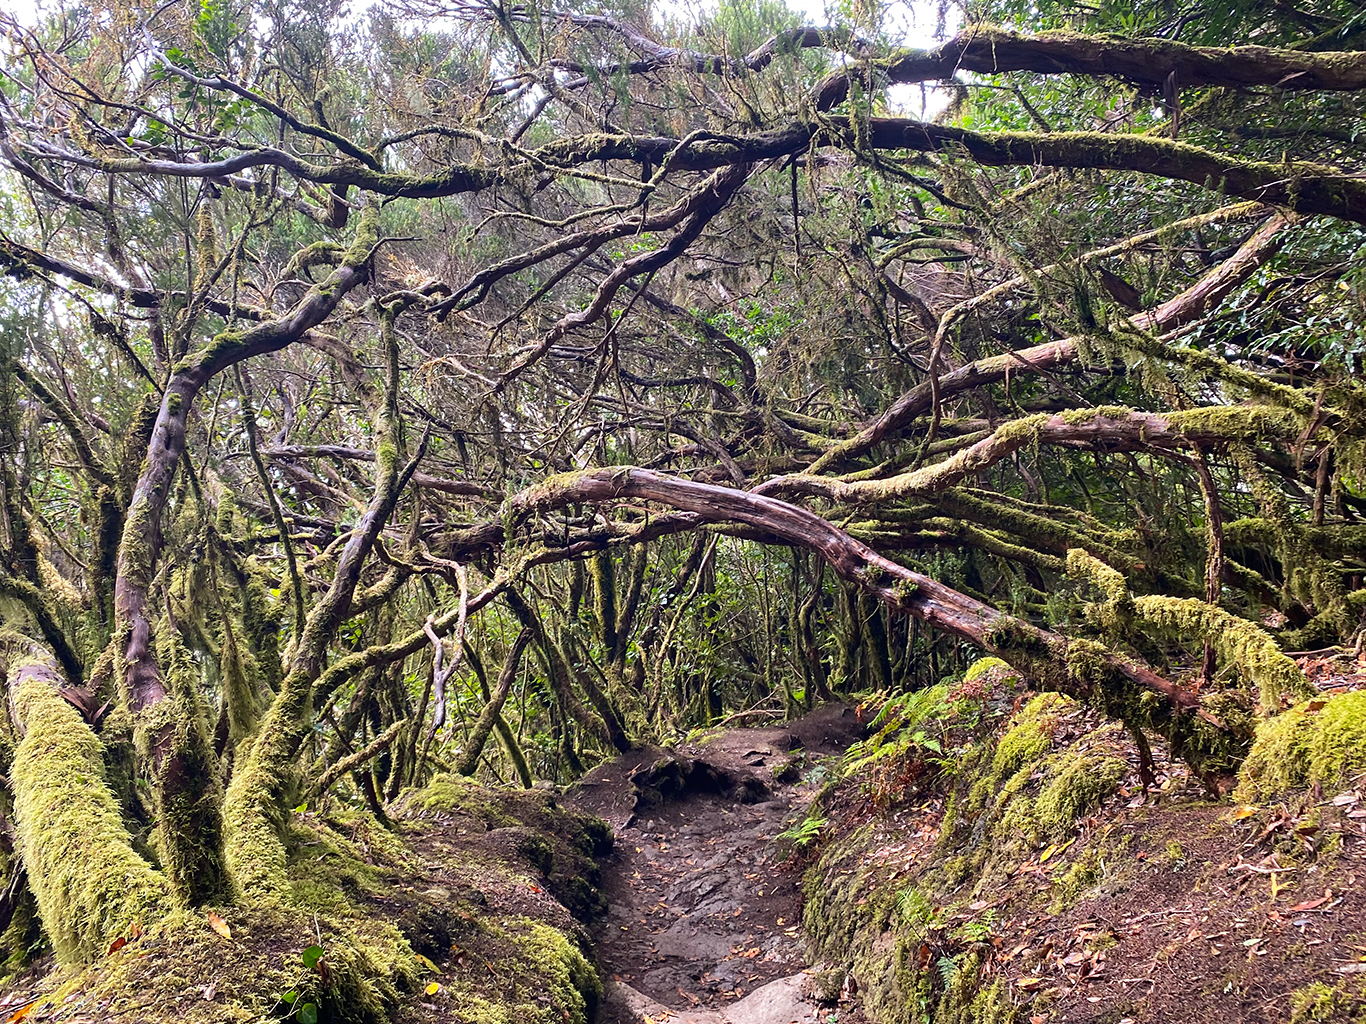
[207,912,232,940]
[107,936,127,954]
[1288,897,1329,912]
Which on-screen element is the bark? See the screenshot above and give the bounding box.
[505,588,634,754]
[313,718,407,797]
[48,112,1365,227]
[223,287,425,903]
[758,406,1298,504]
[814,28,1366,111]
[545,17,1366,97]
[807,211,1290,472]
[512,466,1249,774]
[455,629,534,777]
[115,208,379,713]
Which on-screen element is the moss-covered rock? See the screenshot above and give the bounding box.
[396,773,613,921]
[1236,690,1366,802]
[434,916,601,1024]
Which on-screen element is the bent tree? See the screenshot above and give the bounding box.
[0,0,1363,975]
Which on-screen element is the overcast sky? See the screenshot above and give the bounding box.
[3,0,948,115]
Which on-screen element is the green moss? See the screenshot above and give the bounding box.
[893,576,919,602]
[1050,846,1101,912]
[1065,548,1135,635]
[1058,405,1133,425]
[437,917,600,1024]
[1064,637,1112,687]
[26,906,419,1024]
[962,656,1011,683]
[153,630,230,906]
[1289,981,1343,1023]
[1133,596,1315,712]
[992,412,1050,443]
[804,683,1135,1024]
[937,966,1018,1024]
[1236,690,1366,801]
[985,693,1062,788]
[1034,752,1126,837]
[222,703,300,905]
[1164,404,1299,439]
[404,772,521,826]
[9,672,173,962]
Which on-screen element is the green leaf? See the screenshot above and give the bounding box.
[282,990,298,1004]
[301,945,324,969]
[298,1002,319,1024]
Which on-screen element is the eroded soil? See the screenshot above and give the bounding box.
[567,705,866,1024]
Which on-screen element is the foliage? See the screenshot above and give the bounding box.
[0,0,1363,1008]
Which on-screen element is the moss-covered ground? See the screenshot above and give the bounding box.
[800,658,1366,1024]
[1,778,612,1024]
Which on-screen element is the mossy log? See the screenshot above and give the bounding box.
[813,27,1366,112]
[760,405,1300,504]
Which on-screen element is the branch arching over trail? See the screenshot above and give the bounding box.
[509,467,1251,775]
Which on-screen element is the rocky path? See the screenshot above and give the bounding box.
[565,706,865,1024]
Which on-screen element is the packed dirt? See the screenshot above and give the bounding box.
[566,705,867,1024]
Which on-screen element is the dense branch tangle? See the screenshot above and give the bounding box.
[0,0,1363,969]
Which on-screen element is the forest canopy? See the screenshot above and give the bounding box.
[0,0,1364,977]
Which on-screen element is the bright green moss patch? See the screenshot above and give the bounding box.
[1033,751,1127,837]
[1288,980,1344,1023]
[436,916,600,1024]
[25,906,419,1024]
[1133,596,1315,712]
[402,772,521,826]
[963,656,1013,683]
[1236,690,1366,802]
[10,673,173,963]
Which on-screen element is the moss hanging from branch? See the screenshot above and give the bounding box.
[1132,596,1315,712]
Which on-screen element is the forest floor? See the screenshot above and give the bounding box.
[6,653,1366,1023]
[564,648,1366,1024]
[564,704,867,1024]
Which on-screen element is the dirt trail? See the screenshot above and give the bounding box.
[565,706,865,1024]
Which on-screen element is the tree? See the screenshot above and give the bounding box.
[0,0,1362,984]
